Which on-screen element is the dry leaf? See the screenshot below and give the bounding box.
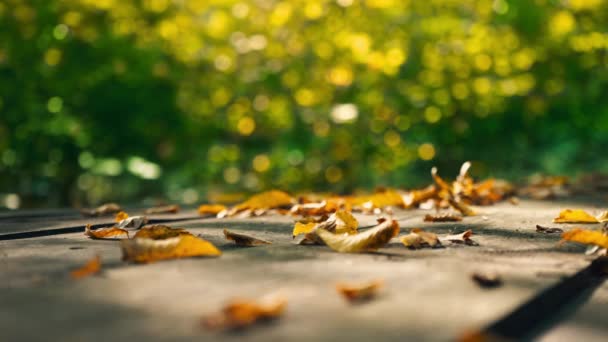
[133,225,191,239]
[70,255,101,279]
[336,279,384,302]
[561,228,608,249]
[292,210,358,240]
[508,197,520,205]
[202,295,287,330]
[223,229,272,246]
[84,224,129,239]
[596,211,608,223]
[444,229,478,245]
[471,272,502,288]
[116,215,148,230]
[348,189,405,209]
[290,200,338,216]
[315,219,399,253]
[424,213,463,222]
[234,190,294,212]
[535,225,564,234]
[448,198,476,216]
[144,204,180,214]
[402,185,437,208]
[400,228,442,249]
[553,209,598,223]
[121,235,221,263]
[115,211,129,222]
[80,203,122,217]
[292,221,317,238]
[198,204,227,215]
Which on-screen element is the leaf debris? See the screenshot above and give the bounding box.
[314,219,399,253]
[202,295,287,331]
[336,279,384,302]
[535,225,564,234]
[223,229,272,246]
[121,235,221,263]
[84,224,129,239]
[70,255,101,279]
[80,203,122,217]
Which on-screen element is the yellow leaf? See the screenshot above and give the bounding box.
[293,221,317,237]
[348,189,405,208]
[121,235,221,263]
[424,213,462,222]
[70,255,101,279]
[202,295,287,330]
[553,209,598,223]
[292,210,358,242]
[144,204,180,214]
[114,211,129,222]
[561,228,608,248]
[400,228,441,249]
[336,279,384,302]
[133,225,191,239]
[334,210,358,234]
[235,190,294,211]
[85,224,129,239]
[223,229,272,246]
[198,204,227,215]
[596,211,608,223]
[315,219,399,253]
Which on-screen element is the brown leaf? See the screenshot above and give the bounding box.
[402,185,437,208]
[424,213,463,222]
[133,225,191,239]
[448,198,476,216]
[444,229,478,245]
[336,279,384,302]
[80,203,122,217]
[70,255,101,279]
[198,204,227,215]
[561,228,608,249]
[471,272,502,288]
[553,209,598,223]
[202,295,287,330]
[223,229,272,246]
[535,225,564,234]
[400,228,442,249]
[314,219,399,253]
[144,204,180,214]
[121,235,221,263]
[84,224,129,239]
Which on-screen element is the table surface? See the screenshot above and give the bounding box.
[1,199,607,342]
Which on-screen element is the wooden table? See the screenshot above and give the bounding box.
[1,200,607,341]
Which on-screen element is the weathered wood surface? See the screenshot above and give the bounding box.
[1,200,607,341]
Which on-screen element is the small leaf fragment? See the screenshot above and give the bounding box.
[443,229,478,245]
[471,272,502,288]
[121,235,221,263]
[336,279,384,302]
[144,204,180,215]
[198,204,227,215]
[80,203,122,217]
[448,198,476,216]
[202,295,287,330]
[133,225,191,239]
[561,228,608,249]
[424,213,463,222]
[400,228,442,249]
[553,209,598,223]
[315,219,399,253]
[70,255,101,279]
[84,224,129,239]
[535,225,564,234]
[116,215,148,230]
[223,229,272,246]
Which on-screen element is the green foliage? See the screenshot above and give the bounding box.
[1,0,608,207]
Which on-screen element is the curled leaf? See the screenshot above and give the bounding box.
[121,235,221,263]
[561,228,608,249]
[116,215,148,230]
[84,224,129,240]
[448,198,476,216]
[535,225,564,234]
[70,255,101,279]
[596,211,608,223]
[553,209,598,223]
[115,211,129,222]
[198,204,227,215]
[202,295,287,330]
[424,213,463,222]
[80,203,122,217]
[133,225,191,240]
[443,229,478,245]
[223,229,272,246]
[144,204,180,214]
[315,219,399,253]
[336,279,384,302]
[290,200,338,216]
[400,228,441,249]
[292,210,358,243]
[402,185,437,208]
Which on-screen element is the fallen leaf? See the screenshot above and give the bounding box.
[314,219,399,253]
[223,229,272,246]
[292,221,317,237]
[348,189,405,209]
[292,210,358,240]
[336,279,384,302]
[508,197,520,205]
[80,203,122,217]
[443,229,478,245]
[561,228,608,249]
[115,211,129,222]
[424,213,463,222]
[121,235,221,263]
[198,204,227,215]
[133,225,191,239]
[448,198,476,216]
[535,225,564,234]
[400,228,442,249]
[84,224,129,239]
[290,200,338,216]
[402,185,437,208]
[116,215,148,230]
[202,295,287,330]
[596,211,608,223]
[553,209,598,223]
[70,255,101,279]
[471,272,502,288]
[233,190,294,213]
[144,204,180,214]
